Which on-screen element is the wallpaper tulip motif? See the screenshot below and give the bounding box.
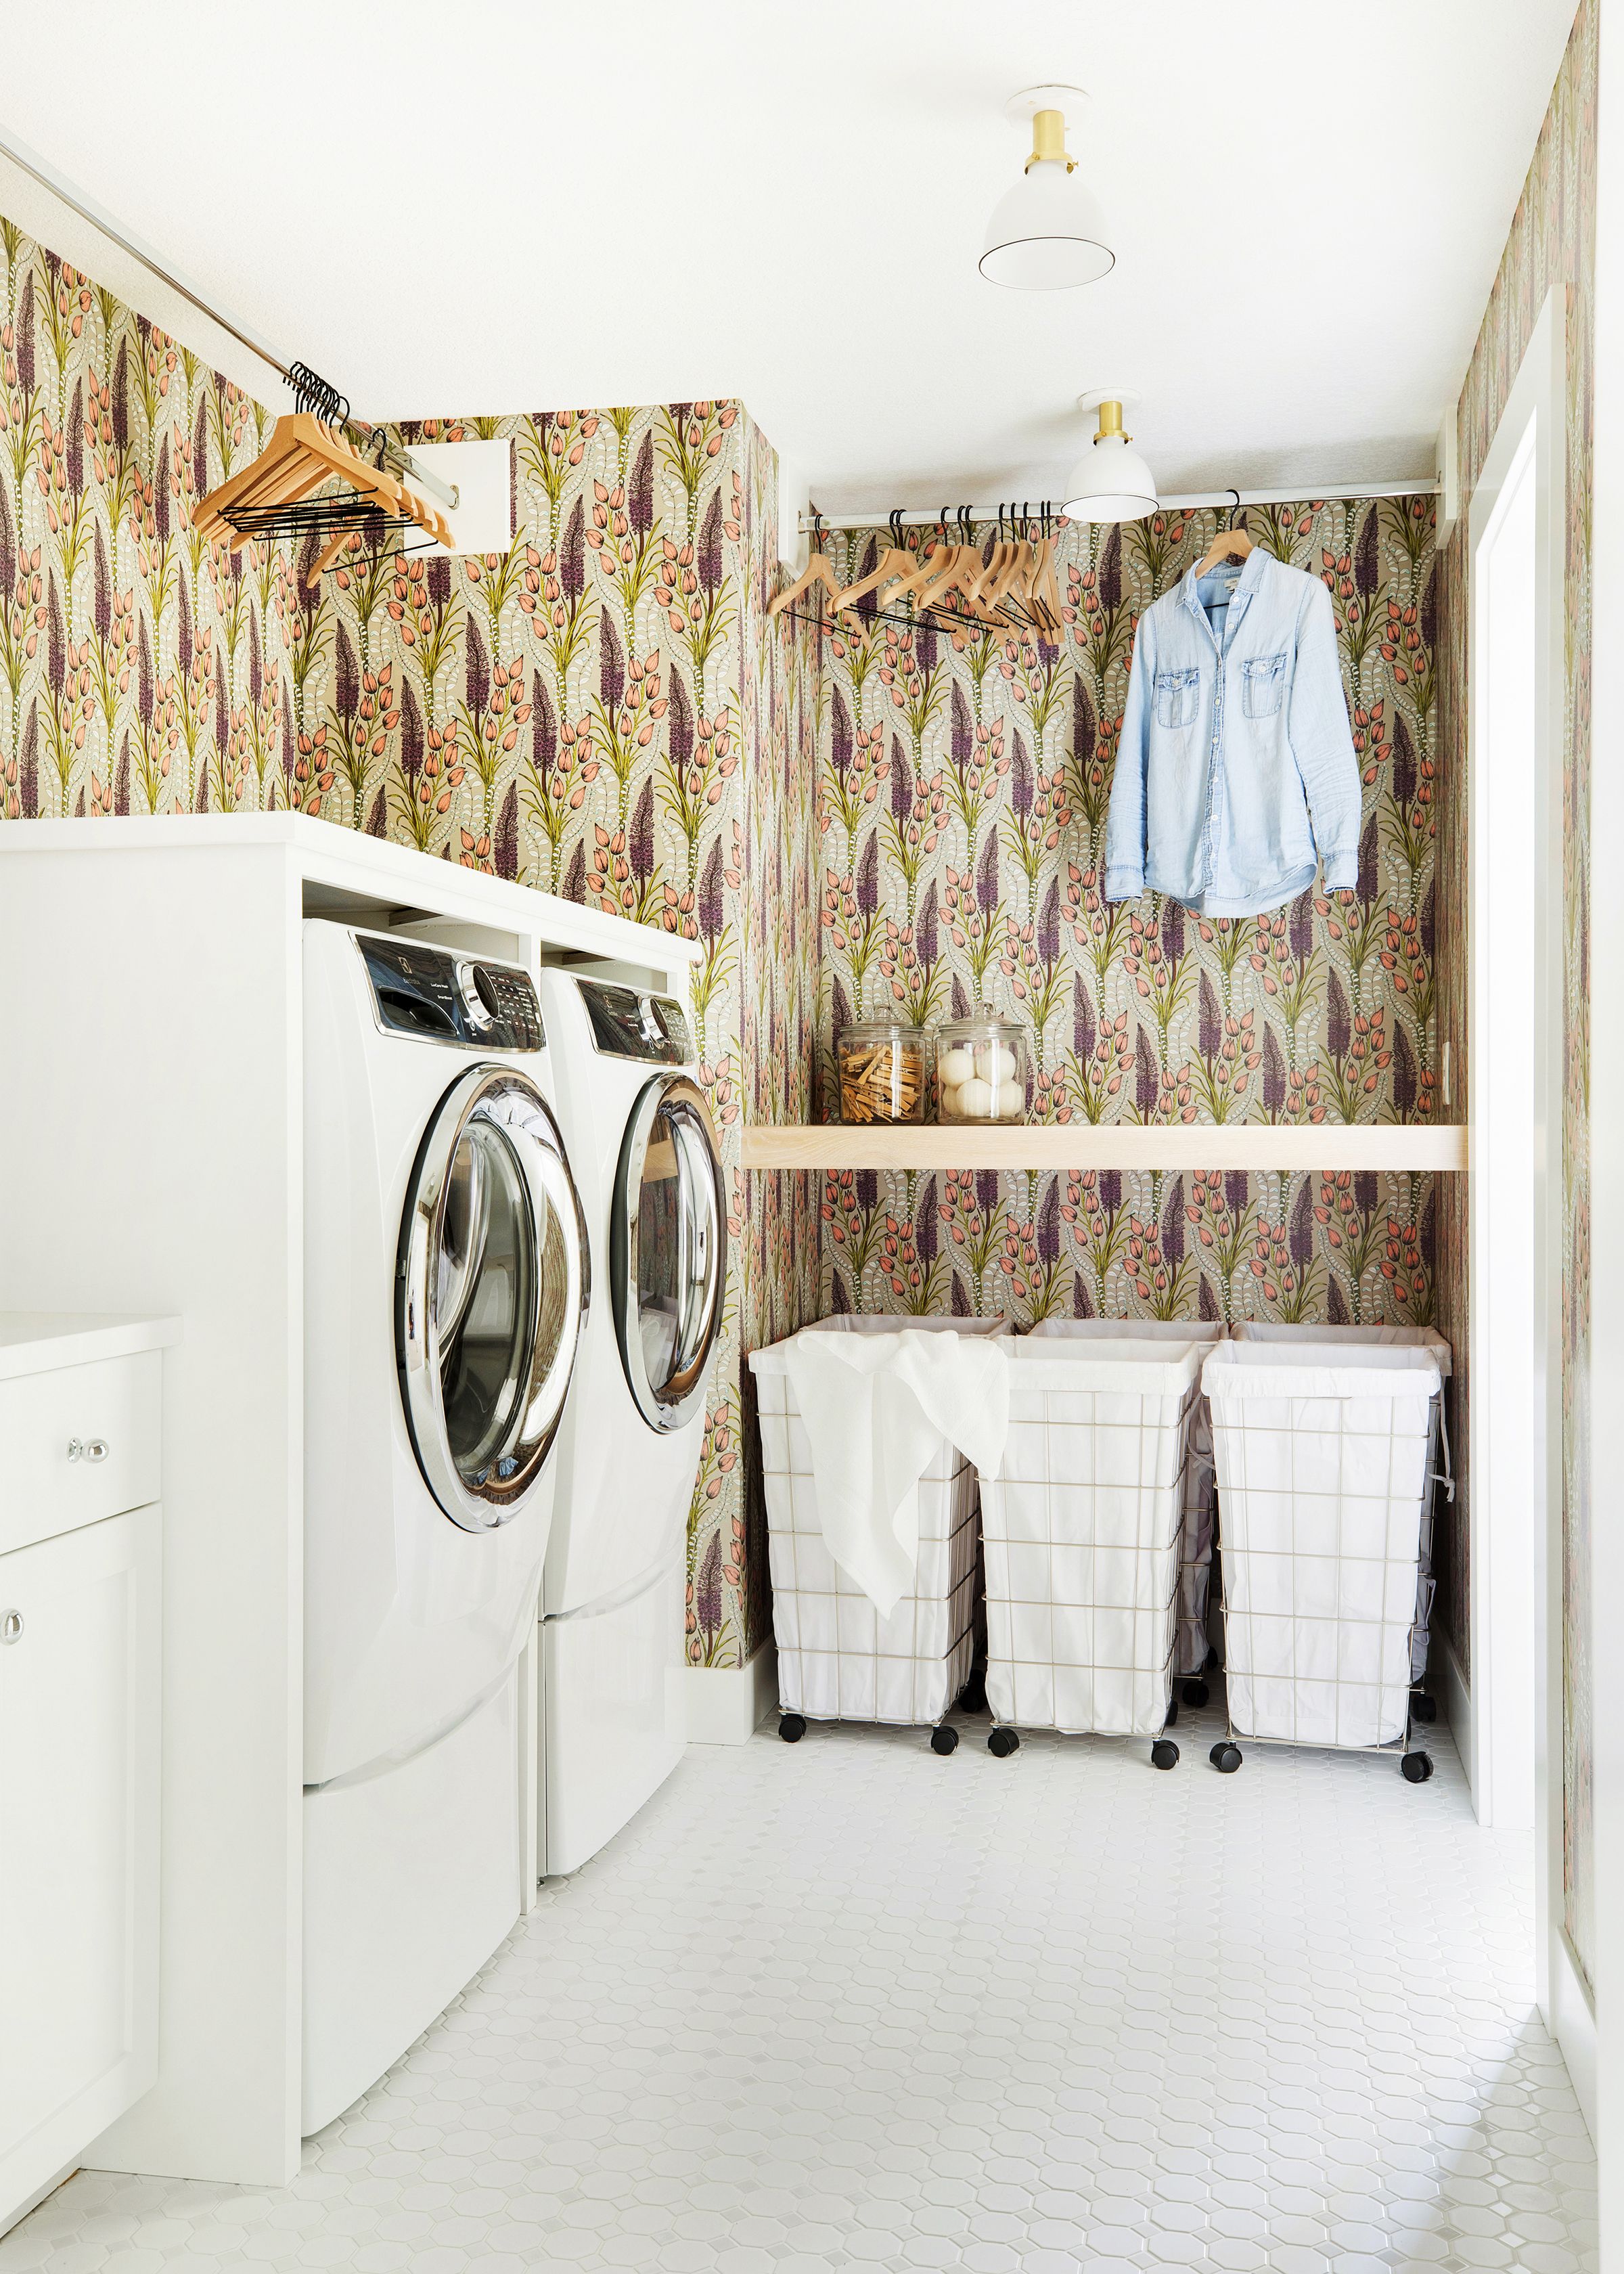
[813,499,1441,1336]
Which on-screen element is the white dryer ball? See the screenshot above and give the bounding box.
[974,1042,1017,1085]
[938,1046,976,1088]
[994,1079,1025,1119]
[959,1075,995,1119]
[938,1080,962,1119]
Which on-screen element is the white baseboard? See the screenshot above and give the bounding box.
[1549,1927,1597,2140]
[685,1641,777,1745]
[1435,1625,1472,1781]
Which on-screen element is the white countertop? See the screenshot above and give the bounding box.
[0,814,702,970]
[0,1312,183,1380]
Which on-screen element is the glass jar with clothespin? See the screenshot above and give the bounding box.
[836,1020,927,1124]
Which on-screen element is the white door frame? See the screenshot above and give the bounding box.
[1589,1,1624,2244]
[1466,294,1590,2099]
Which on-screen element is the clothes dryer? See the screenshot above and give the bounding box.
[302,923,587,2131]
[536,974,725,1875]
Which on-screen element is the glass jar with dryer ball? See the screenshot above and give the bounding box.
[836,1020,926,1125]
[934,1015,1029,1125]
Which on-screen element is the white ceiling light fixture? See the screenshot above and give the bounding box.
[979,85,1113,292]
[1063,388,1158,524]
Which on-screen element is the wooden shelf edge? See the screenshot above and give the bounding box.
[741,1124,1469,1172]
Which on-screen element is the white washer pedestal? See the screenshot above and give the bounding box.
[541,1555,685,1879]
[302,1671,522,2135]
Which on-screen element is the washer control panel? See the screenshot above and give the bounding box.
[577,979,692,1065]
[355,933,544,1052]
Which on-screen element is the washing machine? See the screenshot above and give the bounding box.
[537,973,726,1875]
[302,922,588,2133]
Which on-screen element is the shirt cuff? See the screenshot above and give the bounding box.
[1321,850,1358,890]
[1104,865,1144,903]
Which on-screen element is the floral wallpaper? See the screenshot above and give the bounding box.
[1436,0,1596,1984]
[812,499,1441,1337]
[0,218,293,822]
[0,206,819,1671]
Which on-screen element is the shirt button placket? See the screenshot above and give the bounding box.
[1201,665,1224,893]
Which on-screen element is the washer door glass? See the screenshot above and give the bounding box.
[399,1067,588,1530]
[612,1075,726,1433]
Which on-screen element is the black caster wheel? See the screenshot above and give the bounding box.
[1409,1691,1438,1724]
[988,1726,1020,1758]
[1151,1739,1179,1771]
[1163,1699,1179,1729]
[1401,1751,1435,1783]
[778,1713,807,1743]
[1182,1678,1210,1710]
[1210,1741,1242,1774]
[1204,1645,1220,1671]
[959,1672,987,1715]
[930,1724,960,1756]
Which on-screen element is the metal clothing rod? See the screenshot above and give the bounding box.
[800,478,1441,534]
[0,119,459,518]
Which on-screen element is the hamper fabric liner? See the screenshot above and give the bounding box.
[1204,1342,1441,1751]
[1030,1318,1223,1676]
[1231,1322,1451,1680]
[750,1316,1010,1726]
[979,1339,1207,1738]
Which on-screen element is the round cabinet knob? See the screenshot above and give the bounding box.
[1,1611,22,1643]
[67,1436,110,1465]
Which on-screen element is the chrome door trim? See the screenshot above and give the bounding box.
[397,1065,589,1530]
[611,1074,726,1433]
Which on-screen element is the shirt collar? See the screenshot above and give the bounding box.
[1181,543,1267,621]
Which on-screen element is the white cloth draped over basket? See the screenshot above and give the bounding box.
[1029,1318,1224,1677]
[1204,1342,1441,1749]
[979,1339,1208,1737]
[749,1318,1011,1728]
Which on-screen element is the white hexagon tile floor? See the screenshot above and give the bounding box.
[1,1696,1597,2274]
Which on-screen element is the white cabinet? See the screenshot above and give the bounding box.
[0,1322,168,2234]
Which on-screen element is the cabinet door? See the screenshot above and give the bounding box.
[0,1505,160,2223]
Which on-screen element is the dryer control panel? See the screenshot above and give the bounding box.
[355,933,544,1052]
[577,979,692,1065]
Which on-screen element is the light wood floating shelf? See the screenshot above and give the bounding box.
[742,1124,1468,1173]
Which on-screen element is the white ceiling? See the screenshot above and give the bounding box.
[0,0,1580,512]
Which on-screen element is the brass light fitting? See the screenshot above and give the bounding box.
[1026,108,1077,175]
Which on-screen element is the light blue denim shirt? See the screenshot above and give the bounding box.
[1104,550,1361,918]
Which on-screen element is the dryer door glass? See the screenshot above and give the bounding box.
[399,1067,589,1530]
[612,1075,726,1433]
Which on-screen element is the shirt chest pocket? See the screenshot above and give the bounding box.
[1154,667,1200,730]
[1242,650,1288,719]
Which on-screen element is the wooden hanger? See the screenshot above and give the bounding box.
[193,412,453,586]
[879,523,967,612]
[767,537,841,618]
[830,547,914,616]
[1027,531,1065,633]
[1192,501,1254,579]
[976,530,1034,621]
[907,542,985,617]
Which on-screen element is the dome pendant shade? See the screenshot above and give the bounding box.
[979,159,1114,291]
[1062,400,1158,525]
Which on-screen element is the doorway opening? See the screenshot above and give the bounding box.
[1466,292,1592,2122]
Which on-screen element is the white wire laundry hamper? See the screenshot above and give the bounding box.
[1231,1322,1452,1705]
[1029,1319,1225,1703]
[978,1337,1208,1766]
[748,1315,1010,1755]
[1203,1341,1443,1782]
